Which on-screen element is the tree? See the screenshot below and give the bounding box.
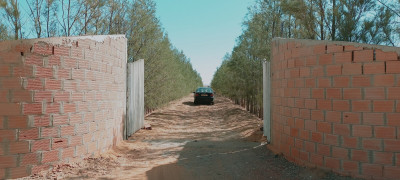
[0,0,22,39]
[26,0,44,38]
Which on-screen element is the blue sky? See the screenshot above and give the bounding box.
[153,0,255,85]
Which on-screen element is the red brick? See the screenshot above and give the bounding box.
[374,74,395,86]
[41,150,59,163]
[63,103,76,113]
[304,99,316,109]
[317,122,331,134]
[300,88,310,99]
[318,78,331,88]
[34,91,53,102]
[354,50,373,62]
[317,144,331,156]
[343,112,360,124]
[9,141,30,154]
[374,152,393,165]
[353,125,372,137]
[52,114,69,125]
[294,58,305,67]
[40,127,59,138]
[52,137,69,149]
[363,62,385,74]
[332,146,348,159]
[343,63,362,75]
[305,78,316,88]
[326,65,342,76]
[33,42,53,55]
[304,141,315,153]
[325,111,341,123]
[311,132,323,143]
[352,100,371,112]
[334,124,350,136]
[364,87,385,100]
[343,88,361,100]
[0,65,10,76]
[324,134,339,146]
[11,90,33,103]
[311,110,324,121]
[363,138,382,151]
[312,89,324,99]
[333,76,350,87]
[63,57,77,68]
[375,49,398,61]
[70,135,83,146]
[343,136,358,148]
[0,129,17,141]
[0,90,8,103]
[25,54,44,66]
[45,79,61,90]
[45,103,60,114]
[373,100,394,112]
[342,160,359,174]
[25,79,43,90]
[299,109,309,119]
[388,87,400,100]
[352,76,370,87]
[304,120,316,131]
[23,103,43,115]
[54,45,70,56]
[7,116,28,129]
[58,69,71,79]
[313,44,326,55]
[334,51,352,63]
[32,139,51,151]
[327,45,343,53]
[1,77,23,89]
[71,92,84,102]
[362,163,383,177]
[62,147,75,159]
[317,99,332,110]
[384,140,400,152]
[299,67,310,77]
[363,113,384,125]
[310,153,324,166]
[388,113,400,126]
[319,53,333,65]
[332,100,349,111]
[8,166,29,179]
[326,88,341,99]
[19,128,39,140]
[351,150,368,162]
[304,55,316,65]
[61,125,75,136]
[13,66,34,77]
[70,113,83,124]
[35,66,53,78]
[21,153,39,166]
[54,91,71,103]
[375,126,396,139]
[384,166,400,179]
[386,61,400,74]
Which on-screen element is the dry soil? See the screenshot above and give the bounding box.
[24,95,359,180]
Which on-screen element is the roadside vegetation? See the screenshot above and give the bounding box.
[211,0,400,118]
[0,0,203,112]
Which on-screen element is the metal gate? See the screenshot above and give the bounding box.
[125,59,144,139]
[263,60,271,142]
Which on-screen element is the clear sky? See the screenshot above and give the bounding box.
[153,0,255,85]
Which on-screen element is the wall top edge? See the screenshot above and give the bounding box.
[0,34,126,48]
[272,37,400,53]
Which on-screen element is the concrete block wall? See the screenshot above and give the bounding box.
[270,38,400,179]
[0,35,126,179]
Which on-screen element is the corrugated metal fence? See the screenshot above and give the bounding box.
[125,59,144,139]
[263,60,271,142]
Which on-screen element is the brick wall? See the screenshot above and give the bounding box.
[270,38,400,179]
[0,35,126,179]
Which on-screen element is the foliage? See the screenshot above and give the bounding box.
[211,0,400,118]
[0,0,202,111]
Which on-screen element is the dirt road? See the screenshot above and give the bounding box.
[27,95,357,180]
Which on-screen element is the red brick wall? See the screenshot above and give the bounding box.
[0,35,126,179]
[271,39,400,179]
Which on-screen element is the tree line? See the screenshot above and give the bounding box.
[0,0,203,112]
[211,0,400,118]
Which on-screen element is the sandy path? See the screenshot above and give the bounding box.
[25,95,357,180]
